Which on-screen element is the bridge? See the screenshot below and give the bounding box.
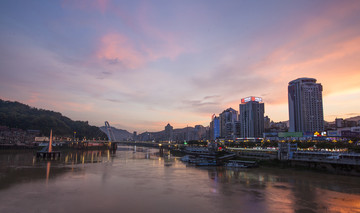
[80,122,360,168]
[65,140,178,151]
[95,121,180,150]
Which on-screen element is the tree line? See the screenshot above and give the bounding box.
[0,99,108,140]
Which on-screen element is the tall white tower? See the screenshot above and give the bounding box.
[288,78,324,133]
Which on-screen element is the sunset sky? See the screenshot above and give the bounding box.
[1,0,360,132]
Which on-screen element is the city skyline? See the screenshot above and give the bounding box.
[1,0,360,132]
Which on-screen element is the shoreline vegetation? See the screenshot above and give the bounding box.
[0,99,108,139]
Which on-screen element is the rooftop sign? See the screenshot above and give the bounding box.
[241,96,262,103]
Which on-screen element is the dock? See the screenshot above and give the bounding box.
[36,150,61,159]
[36,129,61,160]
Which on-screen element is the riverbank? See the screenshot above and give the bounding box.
[2,143,360,176]
[0,143,111,151]
[237,157,360,177]
[170,147,360,177]
[0,144,36,150]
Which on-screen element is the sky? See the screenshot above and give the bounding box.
[1,0,360,132]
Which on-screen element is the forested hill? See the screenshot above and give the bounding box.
[0,99,107,139]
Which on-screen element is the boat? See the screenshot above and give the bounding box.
[180,155,191,162]
[225,160,257,168]
[326,154,341,160]
[181,155,208,164]
[226,160,249,168]
[195,159,218,166]
[184,146,212,155]
[180,144,235,167]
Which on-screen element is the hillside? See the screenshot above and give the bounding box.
[137,125,207,141]
[345,115,360,122]
[0,99,107,139]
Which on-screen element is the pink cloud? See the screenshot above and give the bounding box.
[88,2,192,71]
[27,92,40,104]
[96,29,187,70]
[59,101,94,112]
[281,36,360,73]
[97,33,145,69]
[250,1,360,71]
[283,1,360,51]
[241,3,360,107]
[136,2,186,60]
[301,1,360,35]
[104,2,188,63]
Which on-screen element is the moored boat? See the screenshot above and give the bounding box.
[195,159,218,166]
[225,160,257,168]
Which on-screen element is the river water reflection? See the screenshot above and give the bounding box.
[0,146,359,213]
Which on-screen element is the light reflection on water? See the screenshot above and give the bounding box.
[0,146,359,213]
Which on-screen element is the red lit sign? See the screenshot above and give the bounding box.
[241,96,262,103]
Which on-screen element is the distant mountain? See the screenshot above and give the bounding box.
[99,125,207,142]
[345,115,360,122]
[0,99,108,139]
[137,125,207,141]
[99,126,133,141]
[326,115,360,124]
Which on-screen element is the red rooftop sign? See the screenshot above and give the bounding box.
[241,96,262,103]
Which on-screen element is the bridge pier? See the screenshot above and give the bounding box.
[109,142,117,150]
[36,151,61,160]
[159,145,164,156]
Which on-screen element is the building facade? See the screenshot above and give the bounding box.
[335,118,344,128]
[133,131,137,140]
[239,97,264,138]
[288,78,324,133]
[219,108,238,139]
[164,123,173,141]
[209,115,220,140]
[264,115,271,130]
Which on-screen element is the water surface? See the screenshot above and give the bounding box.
[0,146,359,213]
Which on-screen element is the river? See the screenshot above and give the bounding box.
[0,146,359,213]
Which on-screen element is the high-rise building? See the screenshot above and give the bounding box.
[194,125,207,140]
[239,97,264,138]
[133,131,137,140]
[264,115,271,130]
[234,121,241,138]
[288,78,324,133]
[219,108,238,139]
[209,115,220,140]
[164,123,173,141]
[335,118,344,128]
